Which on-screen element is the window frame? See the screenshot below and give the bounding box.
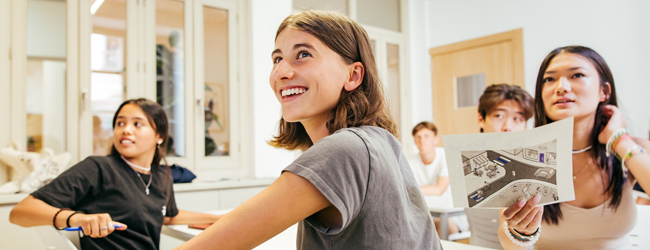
[7,0,82,162]
[76,0,252,180]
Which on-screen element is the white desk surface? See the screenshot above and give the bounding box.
[424,195,465,213]
[163,210,494,250]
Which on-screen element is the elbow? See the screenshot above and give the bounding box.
[163,216,173,225]
[9,202,30,227]
[8,207,22,226]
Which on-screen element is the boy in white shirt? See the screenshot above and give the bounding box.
[409,122,468,235]
[408,122,450,196]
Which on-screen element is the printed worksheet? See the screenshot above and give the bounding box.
[442,118,575,208]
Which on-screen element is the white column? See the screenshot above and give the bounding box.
[42,61,67,154]
[251,0,295,178]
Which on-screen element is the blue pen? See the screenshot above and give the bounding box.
[64,225,123,231]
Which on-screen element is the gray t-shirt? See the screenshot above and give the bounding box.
[283,126,441,250]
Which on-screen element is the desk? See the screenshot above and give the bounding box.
[162,210,494,250]
[425,195,466,240]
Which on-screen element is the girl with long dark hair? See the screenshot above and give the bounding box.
[498,46,650,249]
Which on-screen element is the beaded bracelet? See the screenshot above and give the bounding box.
[53,208,70,230]
[622,145,646,179]
[503,221,541,247]
[612,134,632,160]
[606,128,628,158]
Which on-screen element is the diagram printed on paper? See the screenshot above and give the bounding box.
[462,140,558,208]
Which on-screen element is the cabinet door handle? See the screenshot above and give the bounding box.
[81,89,89,113]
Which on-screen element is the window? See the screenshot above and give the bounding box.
[90,0,128,156]
[24,0,68,154]
[155,0,186,157]
[192,0,243,173]
[2,0,250,179]
[455,73,486,108]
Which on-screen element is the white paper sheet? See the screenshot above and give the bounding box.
[441,117,575,208]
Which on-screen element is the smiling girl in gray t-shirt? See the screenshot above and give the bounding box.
[173,10,439,250]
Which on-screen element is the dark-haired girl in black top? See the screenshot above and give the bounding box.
[10,98,221,250]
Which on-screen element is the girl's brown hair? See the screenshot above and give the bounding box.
[412,121,438,137]
[269,10,398,151]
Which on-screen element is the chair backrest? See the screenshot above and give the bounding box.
[465,208,504,250]
[631,205,650,248]
[34,226,78,250]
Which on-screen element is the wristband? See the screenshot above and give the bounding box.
[503,221,541,247]
[66,211,81,228]
[53,208,70,230]
[513,227,539,237]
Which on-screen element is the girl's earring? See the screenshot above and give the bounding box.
[157,140,163,147]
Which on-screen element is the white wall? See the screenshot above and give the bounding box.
[408,0,433,126]
[423,0,650,138]
[251,0,296,178]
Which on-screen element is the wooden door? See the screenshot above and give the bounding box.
[430,29,524,139]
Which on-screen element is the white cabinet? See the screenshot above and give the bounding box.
[0,179,273,250]
[174,190,221,211]
[219,187,267,209]
[0,204,47,250]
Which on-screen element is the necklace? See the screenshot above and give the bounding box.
[120,155,153,195]
[572,145,592,154]
[573,158,591,181]
[135,172,153,195]
[121,155,152,171]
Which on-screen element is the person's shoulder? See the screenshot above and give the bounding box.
[60,156,114,177]
[86,155,120,164]
[435,147,446,156]
[314,128,367,152]
[347,126,400,146]
[75,155,121,170]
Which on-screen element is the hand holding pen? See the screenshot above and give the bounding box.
[67,213,128,238]
[65,224,123,231]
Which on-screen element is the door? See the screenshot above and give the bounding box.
[193,0,241,172]
[430,29,524,138]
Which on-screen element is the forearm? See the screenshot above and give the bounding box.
[174,172,331,250]
[9,195,75,228]
[420,177,449,196]
[164,210,222,225]
[420,185,446,196]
